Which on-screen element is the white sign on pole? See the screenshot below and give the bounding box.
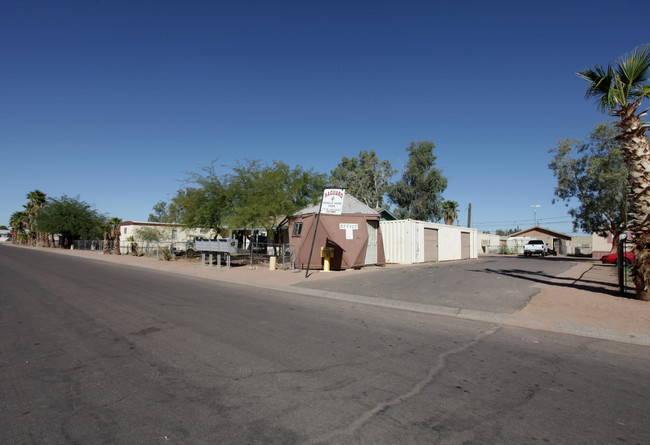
[321,189,345,215]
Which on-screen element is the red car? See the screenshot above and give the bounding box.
[601,251,634,265]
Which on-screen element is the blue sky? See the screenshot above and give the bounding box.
[2,0,648,235]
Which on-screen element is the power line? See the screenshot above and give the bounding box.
[472,216,572,226]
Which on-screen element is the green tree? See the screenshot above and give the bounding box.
[330,150,396,208]
[549,122,628,250]
[24,190,47,246]
[441,200,459,225]
[35,195,106,248]
[148,201,179,223]
[134,226,165,243]
[172,161,233,232]
[578,45,650,300]
[9,210,29,244]
[163,159,326,242]
[387,141,448,221]
[495,227,521,236]
[226,160,327,234]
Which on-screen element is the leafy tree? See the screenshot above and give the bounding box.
[330,150,396,208]
[135,226,166,243]
[578,45,650,300]
[226,160,327,235]
[549,122,628,250]
[159,159,326,243]
[35,195,106,248]
[172,161,233,232]
[495,226,521,236]
[387,141,448,221]
[148,201,179,223]
[441,200,459,225]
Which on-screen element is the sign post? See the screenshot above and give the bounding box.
[305,189,345,277]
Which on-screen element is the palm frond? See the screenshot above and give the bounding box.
[636,84,650,100]
[615,45,650,89]
[578,64,615,112]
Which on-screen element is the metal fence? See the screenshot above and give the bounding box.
[73,239,296,269]
[74,240,110,251]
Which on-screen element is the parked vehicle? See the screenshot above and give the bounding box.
[601,251,634,266]
[523,239,548,256]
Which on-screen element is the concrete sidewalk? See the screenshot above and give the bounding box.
[5,245,649,346]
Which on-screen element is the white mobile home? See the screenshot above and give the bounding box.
[380,219,478,264]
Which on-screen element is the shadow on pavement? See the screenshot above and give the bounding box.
[472,265,633,299]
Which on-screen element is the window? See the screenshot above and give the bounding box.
[292,222,303,236]
[172,230,178,240]
[124,228,127,235]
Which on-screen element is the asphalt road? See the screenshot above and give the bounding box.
[1,246,649,444]
[296,255,585,313]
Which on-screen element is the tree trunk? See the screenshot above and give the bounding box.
[112,230,121,255]
[616,105,650,300]
[103,232,111,254]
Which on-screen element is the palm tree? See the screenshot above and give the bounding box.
[110,217,122,255]
[25,190,47,246]
[9,210,28,244]
[442,200,459,225]
[100,222,112,254]
[578,45,650,300]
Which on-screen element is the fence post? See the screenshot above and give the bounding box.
[618,236,625,297]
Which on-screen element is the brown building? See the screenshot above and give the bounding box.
[288,194,386,270]
[509,226,572,255]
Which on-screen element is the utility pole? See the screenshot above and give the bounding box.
[530,204,541,226]
[467,203,471,228]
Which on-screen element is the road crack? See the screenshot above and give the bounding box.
[310,325,502,443]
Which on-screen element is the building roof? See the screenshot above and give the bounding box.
[376,208,398,221]
[120,221,183,227]
[292,193,379,216]
[509,226,572,240]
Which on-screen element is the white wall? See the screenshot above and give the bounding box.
[506,236,531,254]
[380,219,478,264]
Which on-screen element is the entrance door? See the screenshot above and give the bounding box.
[365,220,378,264]
[461,232,470,259]
[424,228,438,262]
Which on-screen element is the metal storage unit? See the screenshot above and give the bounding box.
[380,219,478,264]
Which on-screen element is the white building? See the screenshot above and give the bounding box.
[380,219,478,264]
[119,221,217,254]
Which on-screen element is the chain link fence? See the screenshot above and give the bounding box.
[73,239,296,269]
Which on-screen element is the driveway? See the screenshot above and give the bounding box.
[294,255,586,314]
